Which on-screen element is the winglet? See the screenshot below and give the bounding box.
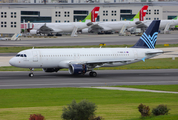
[82,7,100,23]
[132,20,160,49]
[130,5,148,21]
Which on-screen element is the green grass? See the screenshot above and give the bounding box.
[0,44,178,53]
[114,85,178,92]
[1,58,178,71]
[127,114,178,120]
[0,86,178,120]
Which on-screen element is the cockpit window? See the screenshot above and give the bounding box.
[16,54,27,57]
[16,54,20,57]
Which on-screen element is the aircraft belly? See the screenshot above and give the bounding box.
[40,58,59,68]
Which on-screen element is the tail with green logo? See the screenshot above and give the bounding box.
[173,16,178,20]
[82,7,100,23]
[130,5,148,21]
[173,16,178,28]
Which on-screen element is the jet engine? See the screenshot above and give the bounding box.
[82,27,94,33]
[30,30,39,35]
[43,68,60,72]
[81,28,89,33]
[68,64,87,75]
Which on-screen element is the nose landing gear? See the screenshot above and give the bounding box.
[29,68,34,77]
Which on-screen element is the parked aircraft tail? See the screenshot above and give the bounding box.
[132,20,160,49]
[173,16,178,20]
[82,7,100,23]
[130,5,148,21]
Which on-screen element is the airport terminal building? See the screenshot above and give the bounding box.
[0,2,178,34]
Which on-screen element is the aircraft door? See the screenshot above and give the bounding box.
[133,50,138,60]
[32,51,38,62]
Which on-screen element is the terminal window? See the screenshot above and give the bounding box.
[74,10,88,14]
[168,16,177,19]
[0,21,7,28]
[112,10,117,16]
[157,10,159,14]
[64,11,70,17]
[1,12,7,18]
[21,16,51,23]
[120,10,132,14]
[55,11,61,17]
[154,10,159,14]
[146,10,151,14]
[103,10,108,16]
[21,11,40,16]
[149,10,151,14]
[10,22,16,28]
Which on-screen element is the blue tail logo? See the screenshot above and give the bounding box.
[140,32,158,49]
[132,20,160,49]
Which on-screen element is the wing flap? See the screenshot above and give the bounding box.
[146,51,164,55]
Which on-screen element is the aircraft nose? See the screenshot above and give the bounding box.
[9,57,16,66]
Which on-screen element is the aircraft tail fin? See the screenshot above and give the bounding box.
[82,7,100,23]
[132,20,160,49]
[130,5,148,21]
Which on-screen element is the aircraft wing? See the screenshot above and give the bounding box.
[145,51,164,55]
[135,21,148,29]
[70,59,134,68]
[38,23,53,32]
[89,23,112,32]
[90,24,103,29]
[37,23,63,33]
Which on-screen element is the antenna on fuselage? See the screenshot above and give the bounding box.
[32,47,34,49]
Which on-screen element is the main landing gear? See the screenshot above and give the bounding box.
[89,71,97,77]
[29,68,34,77]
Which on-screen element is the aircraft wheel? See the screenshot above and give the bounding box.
[92,72,97,77]
[89,72,97,77]
[29,73,34,77]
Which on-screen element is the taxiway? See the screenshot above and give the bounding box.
[0,69,178,89]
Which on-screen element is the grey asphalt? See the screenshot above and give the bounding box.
[0,69,178,89]
[0,32,178,47]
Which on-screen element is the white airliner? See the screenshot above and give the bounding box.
[29,7,100,36]
[137,16,178,31]
[82,5,148,34]
[9,20,163,77]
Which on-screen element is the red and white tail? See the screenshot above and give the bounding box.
[91,7,100,22]
[139,5,148,21]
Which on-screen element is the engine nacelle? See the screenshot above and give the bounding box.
[30,30,38,35]
[68,64,87,75]
[82,28,89,33]
[43,68,60,72]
